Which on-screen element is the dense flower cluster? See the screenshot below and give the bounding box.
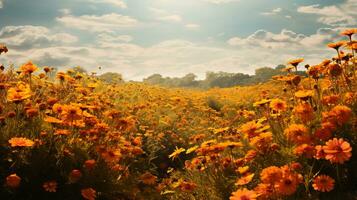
[0,29,355,200]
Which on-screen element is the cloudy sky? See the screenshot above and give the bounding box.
[0,0,356,80]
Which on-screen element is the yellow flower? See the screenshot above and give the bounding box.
[9,137,34,147]
[20,61,38,75]
[169,147,185,160]
[7,82,31,103]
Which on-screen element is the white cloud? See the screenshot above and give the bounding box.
[0,26,78,50]
[228,29,306,48]
[261,7,282,16]
[297,1,357,26]
[97,33,133,44]
[88,0,127,8]
[59,8,71,15]
[202,0,239,4]
[150,7,182,23]
[56,13,138,32]
[185,23,200,30]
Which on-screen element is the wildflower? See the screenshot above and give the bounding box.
[294,144,315,158]
[236,173,255,186]
[340,29,357,38]
[56,72,66,81]
[314,122,335,141]
[327,63,342,77]
[250,132,273,152]
[237,166,250,175]
[293,103,314,123]
[295,90,313,100]
[69,169,82,183]
[323,138,352,164]
[43,66,51,73]
[260,166,282,184]
[0,44,8,54]
[240,121,266,138]
[169,147,185,160]
[288,58,304,71]
[254,183,273,199]
[312,175,335,192]
[327,41,346,50]
[6,174,21,188]
[186,145,199,154]
[230,188,258,200]
[269,98,287,112]
[26,108,38,118]
[43,181,57,192]
[322,95,339,106]
[7,83,31,103]
[323,105,352,126]
[140,172,157,185]
[44,116,63,124]
[62,105,83,121]
[84,159,96,170]
[9,137,34,147]
[284,124,310,144]
[179,181,197,192]
[81,188,97,200]
[275,174,300,195]
[20,61,38,75]
[314,145,326,160]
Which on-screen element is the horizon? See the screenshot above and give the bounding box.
[0,0,356,81]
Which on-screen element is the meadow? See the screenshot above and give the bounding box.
[0,29,356,200]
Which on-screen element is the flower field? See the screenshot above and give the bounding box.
[0,29,356,200]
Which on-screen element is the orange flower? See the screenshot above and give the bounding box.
[69,169,82,183]
[327,41,346,50]
[81,188,97,200]
[254,183,273,199]
[6,174,21,188]
[293,103,314,123]
[288,58,304,69]
[275,174,300,195]
[179,181,197,192]
[240,121,265,138]
[294,144,314,158]
[312,175,335,192]
[314,122,335,141]
[61,105,83,121]
[284,124,310,144]
[314,145,326,160]
[84,159,96,170]
[340,29,357,38]
[323,138,352,164]
[260,166,282,184]
[0,44,8,54]
[8,137,34,147]
[269,99,287,112]
[327,63,342,77]
[323,105,352,126]
[236,173,255,186]
[230,188,258,200]
[43,181,57,192]
[20,61,38,75]
[140,172,157,185]
[295,90,313,100]
[7,83,31,103]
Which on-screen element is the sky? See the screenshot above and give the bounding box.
[0,0,356,80]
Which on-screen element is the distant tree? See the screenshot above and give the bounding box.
[98,72,124,84]
[72,66,88,74]
[143,74,165,85]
